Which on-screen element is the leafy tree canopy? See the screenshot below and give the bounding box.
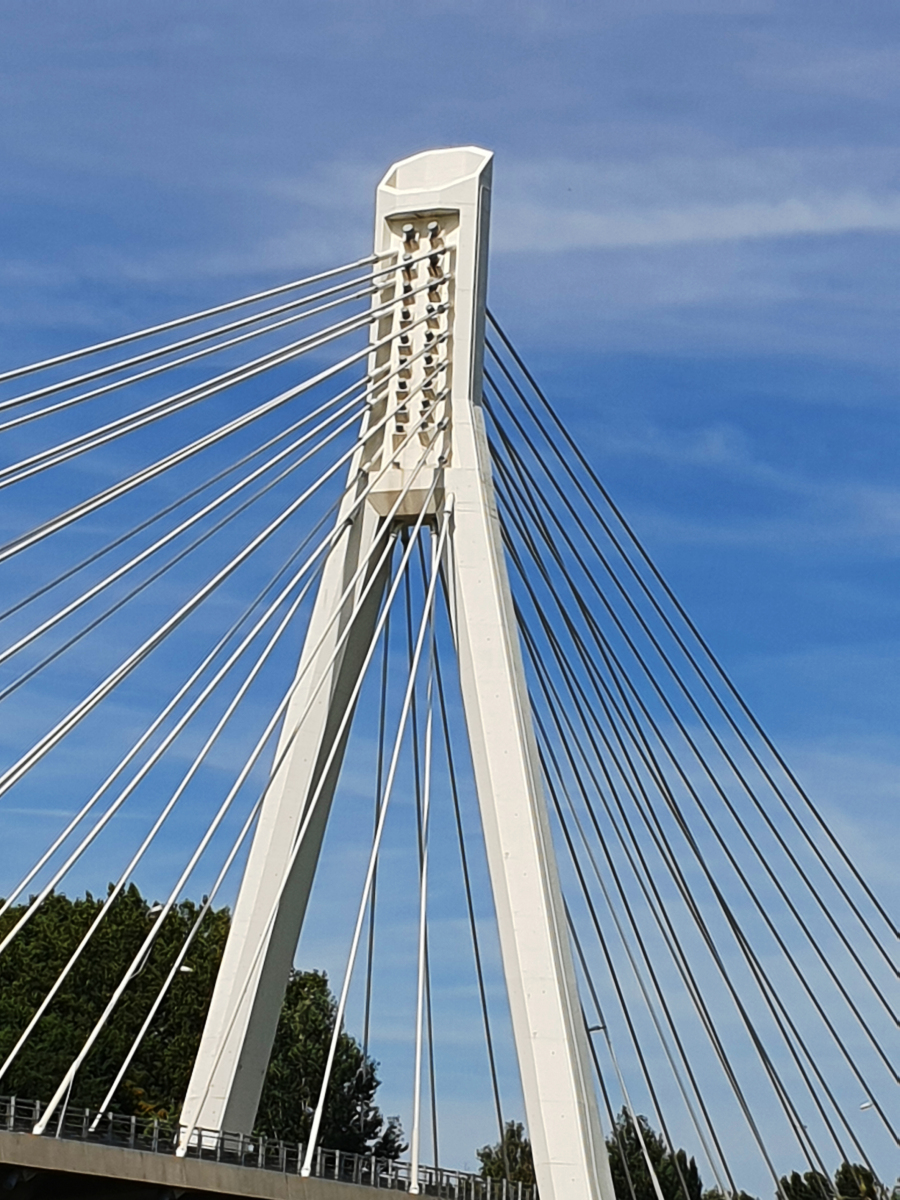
[779,1166,892,1200]
[477,1108,893,1200]
[478,1109,702,1198]
[832,1163,889,1200]
[0,885,403,1156]
[606,1108,703,1200]
[779,1171,835,1200]
[478,1121,536,1185]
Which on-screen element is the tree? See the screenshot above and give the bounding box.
[0,885,229,1118]
[477,1109,706,1200]
[606,1108,703,1200]
[779,1172,834,1200]
[477,1121,536,1185]
[255,968,403,1155]
[833,1164,887,1200]
[0,886,402,1155]
[704,1190,759,1200]
[474,1107,891,1200]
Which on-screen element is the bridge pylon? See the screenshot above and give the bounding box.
[179,147,615,1200]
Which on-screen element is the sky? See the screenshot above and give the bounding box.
[1,0,898,1188]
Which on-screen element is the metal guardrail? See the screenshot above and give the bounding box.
[0,1096,535,1198]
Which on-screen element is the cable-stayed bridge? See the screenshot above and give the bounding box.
[0,148,894,1200]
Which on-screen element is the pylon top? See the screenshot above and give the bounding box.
[377,146,493,202]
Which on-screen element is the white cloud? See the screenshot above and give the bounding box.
[498,192,900,251]
[492,149,900,251]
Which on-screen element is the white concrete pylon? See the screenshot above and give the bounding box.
[179,146,614,1200]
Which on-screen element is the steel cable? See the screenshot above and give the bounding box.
[485,371,897,991]
[0,543,332,1086]
[32,436,446,1136]
[432,599,510,1169]
[494,448,895,1148]
[486,317,895,940]
[0,495,343,923]
[0,255,379,387]
[0,396,366,683]
[503,523,825,1182]
[0,243,445,419]
[495,448,895,1140]
[487,398,898,1068]
[0,378,361,626]
[0,322,442,566]
[0,278,432,488]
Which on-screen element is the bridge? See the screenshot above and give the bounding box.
[0,148,894,1200]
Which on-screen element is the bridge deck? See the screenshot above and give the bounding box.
[0,1130,370,1198]
[0,1099,511,1199]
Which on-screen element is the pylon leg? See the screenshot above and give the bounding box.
[444,411,615,1200]
[179,487,390,1139]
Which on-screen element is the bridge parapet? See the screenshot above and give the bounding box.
[0,1096,535,1199]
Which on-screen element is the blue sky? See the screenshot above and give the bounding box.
[1,0,898,1187]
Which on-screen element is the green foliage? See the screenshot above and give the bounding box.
[478,1109,707,1199]
[832,1164,888,1200]
[372,1115,407,1160]
[477,1121,536,1185]
[779,1172,834,1200]
[778,1165,892,1200]
[0,885,228,1119]
[0,886,402,1155]
[474,1105,893,1200]
[256,968,403,1155]
[704,1190,759,1200]
[606,1108,703,1200]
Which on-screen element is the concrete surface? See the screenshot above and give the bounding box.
[0,1131,373,1198]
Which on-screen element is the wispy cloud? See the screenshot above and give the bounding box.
[498,192,900,251]
[492,149,900,251]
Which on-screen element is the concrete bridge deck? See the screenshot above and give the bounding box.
[0,1130,368,1199]
[0,1096,519,1199]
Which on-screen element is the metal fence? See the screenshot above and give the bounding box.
[0,1096,535,1198]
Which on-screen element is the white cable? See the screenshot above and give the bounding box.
[2,404,440,942]
[409,541,436,1195]
[1,342,440,691]
[176,463,443,1155]
[1,245,447,421]
[0,307,444,562]
[31,629,314,1139]
[0,417,359,705]
[0,276,446,488]
[0,375,362,578]
[0,364,449,809]
[301,504,451,1176]
[0,544,328,1085]
[0,504,340,922]
[0,525,339,958]
[0,394,365,672]
[0,423,369,801]
[0,281,375,449]
[31,435,442,1137]
[0,256,378,387]
[0,305,368,487]
[90,786,267,1125]
[1,278,370,423]
[0,379,366,629]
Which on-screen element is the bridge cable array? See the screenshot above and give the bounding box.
[483,316,897,1189]
[0,270,894,1197]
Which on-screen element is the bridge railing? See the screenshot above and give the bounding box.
[0,1096,535,1198]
